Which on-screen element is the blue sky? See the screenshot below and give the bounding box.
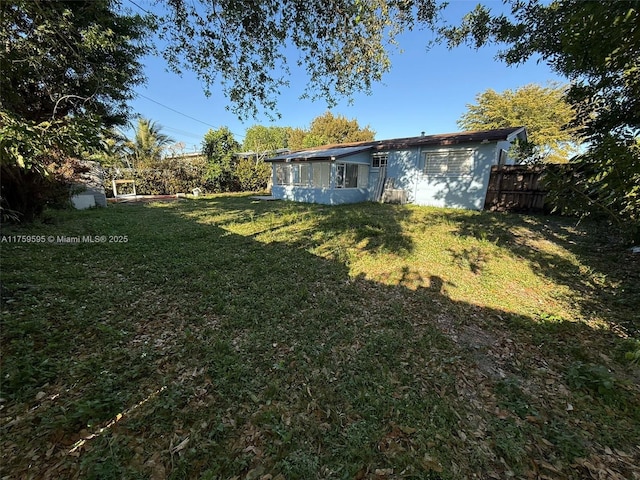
[125,1,565,152]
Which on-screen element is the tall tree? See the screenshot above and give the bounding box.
[307,112,376,146]
[458,84,580,163]
[157,0,442,119]
[202,127,240,191]
[128,118,174,168]
[91,129,132,169]
[242,126,289,155]
[441,0,640,239]
[1,0,147,126]
[0,0,148,219]
[286,128,308,153]
[284,112,376,151]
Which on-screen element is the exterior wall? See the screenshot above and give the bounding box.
[412,143,499,210]
[270,151,371,205]
[366,142,499,210]
[367,148,421,203]
[271,185,369,205]
[270,142,502,210]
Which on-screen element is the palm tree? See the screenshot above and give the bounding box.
[128,117,174,169]
[91,128,132,168]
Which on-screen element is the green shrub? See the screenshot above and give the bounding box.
[104,156,271,196]
[104,158,211,196]
[235,158,271,192]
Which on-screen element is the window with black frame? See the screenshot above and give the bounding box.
[371,152,388,169]
[335,163,360,188]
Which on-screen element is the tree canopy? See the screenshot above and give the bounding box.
[157,0,441,119]
[307,111,376,146]
[202,127,241,191]
[1,0,148,127]
[441,1,639,142]
[128,118,174,168]
[285,112,376,151]
[0,0,149,220]
[442,0,640,239]
[458,84,580,163]
[242,126,289,154]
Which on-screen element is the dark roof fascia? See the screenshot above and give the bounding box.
[265,145,373,163]
[372,127,527,150]
[266,127,527,162]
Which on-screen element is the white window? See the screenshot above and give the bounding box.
[372,153,388,169]
[358,165,369,188]
[295,164,310,186]
[275,164,311,186]
[423,149,474,176]
[335,164,355,188]
[311,163,331,188]
[275,164,290,185]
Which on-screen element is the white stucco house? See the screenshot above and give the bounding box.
[265,127,527,210]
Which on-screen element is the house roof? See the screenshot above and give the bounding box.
[266,145,373,162]
[265,127,527,162]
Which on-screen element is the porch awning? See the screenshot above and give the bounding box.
[265,145,372,162]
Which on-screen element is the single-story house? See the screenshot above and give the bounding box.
[265,127,527,210]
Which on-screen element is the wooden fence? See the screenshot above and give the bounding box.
[484,165,547,213]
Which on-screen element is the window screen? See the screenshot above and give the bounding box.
[275,164,311,185]
[311,163,331,188]
[423,149,473,176]
[275,164,290,185]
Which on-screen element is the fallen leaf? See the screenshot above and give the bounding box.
[495,408,509,419]
[245,466,265,480]
[170,436,190,454]
[422,454,444,472]
[374,468,393,476]
[399,425,417,435]
[538,460,561,473]
[145,452,166,480]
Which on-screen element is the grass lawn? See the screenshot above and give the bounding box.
[1,194,639,479]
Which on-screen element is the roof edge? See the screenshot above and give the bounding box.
[266,127,527,161]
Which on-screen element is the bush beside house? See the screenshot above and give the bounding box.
[103,155,271,196]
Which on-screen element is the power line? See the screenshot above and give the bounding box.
[162,126,204,140]
[126,0,154,16]
[136,93,217,128]
[135,92,245,140]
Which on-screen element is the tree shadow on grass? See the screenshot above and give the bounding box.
[1,197,639,479]
[411,207,640,337]
[191,196,416,255]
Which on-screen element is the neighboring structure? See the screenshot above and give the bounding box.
[71,160,107,209]
[165,151,206,162]
[265,127,527,210]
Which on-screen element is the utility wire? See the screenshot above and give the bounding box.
[136,93,217,128]
[126,0,246,140]
[162,126,204,140]
[135,92,245,140]
[126,0,154,16]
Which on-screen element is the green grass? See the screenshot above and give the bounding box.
[1,194,639,479]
